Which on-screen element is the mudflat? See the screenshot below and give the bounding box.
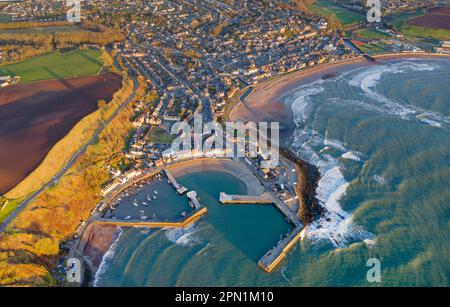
[0,72,122,194]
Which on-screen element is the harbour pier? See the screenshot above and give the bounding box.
[220,191,303,272]
[93,206,207,228]
[187,191,201,210]
[219,192,273,204]
[165,169,188,194]
[258,225,303,272]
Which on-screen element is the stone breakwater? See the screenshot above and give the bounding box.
[280,147,322,225]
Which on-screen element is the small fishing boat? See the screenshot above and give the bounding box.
[181,211,187,217]
[146,194,152,201]
[133,199,139,207]
[124,216,132,220]
[154,190,158,195]
[142,202,148,206]
[152,195,157,200]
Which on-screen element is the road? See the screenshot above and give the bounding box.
[0,63,139,233]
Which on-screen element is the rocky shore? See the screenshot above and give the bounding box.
[280,147,322,225]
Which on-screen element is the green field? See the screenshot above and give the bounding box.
[0,199,20,223]
[310,0,365,26]
[0,49,104,83]
[147,127,176,144]
[400,24,450,41]
[356,28,391,39]
[388,10,450,41]
[358,42,390,55]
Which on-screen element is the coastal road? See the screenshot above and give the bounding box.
[0,65,139,233]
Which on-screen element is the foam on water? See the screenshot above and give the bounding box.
[93,226,124,287]
[291,129,374,248]
[280,266,290,282]
[164,223,202,246]
[373,175,389,185]
[324,132,348,152]
[341,151,362,161]
[289,86,324,123]
[349,61,449,128]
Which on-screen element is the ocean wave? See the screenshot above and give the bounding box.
[348,61,449,127]
[288,86,324,124]
[324,132,348,152]
[164,223,202,246]
[373,175,389,185]
[341,151,362,161]
[93,226,124,287]
[280,266,290,282]
[292,130,374,248]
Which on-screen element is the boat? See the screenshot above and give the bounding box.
[189,201,195,209]
[181,211,187,217]
[124,216,132,220]
[133,199,139,207]
[142,202,148,206]
[146,194,152,201]
[154,190,158,195]
[140,216,148,220]
[152,195,157,200]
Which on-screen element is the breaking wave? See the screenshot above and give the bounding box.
[349,61,448,127]
[287,86,324,124]
[164,223,202,246]
[341,151,362,161]
[93,226,124,287]
[291,128,374,248]
[286,60,447,248]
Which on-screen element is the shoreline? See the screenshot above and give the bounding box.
[79,53,450,286]
[79,158,266,285]
[167,158,265,196]
[228,51,450,227]
[229,52,450,125]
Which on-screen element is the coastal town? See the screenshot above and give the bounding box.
[0,0,449,288]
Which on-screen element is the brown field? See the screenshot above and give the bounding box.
[428,7,450,15]
[0,72,122,194]
[407,8,450,30]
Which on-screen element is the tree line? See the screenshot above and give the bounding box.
[0,22,124,64]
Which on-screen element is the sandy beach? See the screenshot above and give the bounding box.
[168,158,265,196]
[229,53,450,126]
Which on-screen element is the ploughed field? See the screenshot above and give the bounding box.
[0,72,122,194]
[406,7,450,30]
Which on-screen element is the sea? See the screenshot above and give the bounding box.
[95,58,450,286]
